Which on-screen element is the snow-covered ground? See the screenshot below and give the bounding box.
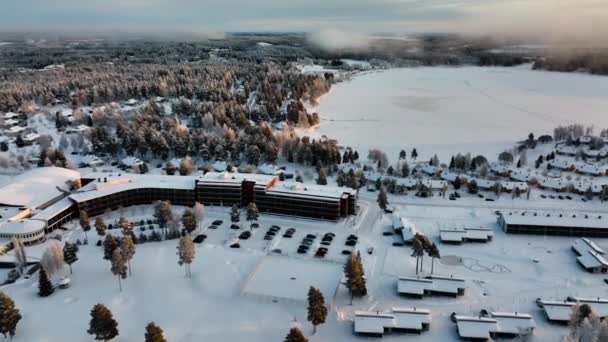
[301,65,608,162]
[2,193,606,341]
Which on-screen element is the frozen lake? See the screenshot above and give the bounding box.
[303,65,608,163]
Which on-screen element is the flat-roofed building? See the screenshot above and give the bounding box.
[454,312,535,340]
[398,275,466,298]
[353,308,431,337]
[440,227,494,244]
[499,211,608,237]
[72,173,196,217]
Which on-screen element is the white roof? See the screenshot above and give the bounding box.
[31,197,74,221]
[3,119,19,126]
[577,251,608,269]
[468,178,496,189]
[398,275,465,296]
[199,172,276,186]
[396,178,418,188]
[354,308,431,335]
[22,132,40,142]
[0,219,45,235]
[257,163,280,175]
[491,163,510,174]
[500,181,529,191]
[440,171,460,182]
[548,159,574,170]
[573,238,605,255]
[575,162,607,176]
[556,145,579,155]
[0,167,80,208]
[509,169,531,182]
[419,179,447,189]
[3,112,19,119]
[81,155,104,166]
[211,161,228,172]
[267,181,357,200]
[569,297,608,316]
[440,228,493,242]
[354,311,393,334]
[120,156,144,167]
[455,313,535,338]
[501,211,608,231]
[7,126,26,133]
[421,164,439,175]
[538,177,567,190]
[538,300,575,322]
[72,173,195,203]
[455,316,497,339]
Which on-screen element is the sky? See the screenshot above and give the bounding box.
[1,0,607,43]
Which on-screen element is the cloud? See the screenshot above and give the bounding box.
[0,0,607,45]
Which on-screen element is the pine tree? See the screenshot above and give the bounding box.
[144,322,166,342]
[411,238,424,275]
[343,252,367,304]
[63,242,79,274]
[118,217,133,237]
[307,287,328,334]
[87,304,119,341]
[428,242,441,274]
[316,168,327,185]
[111,248,127,292]
[95,217,107,238]
[177,236,195,278]
[399,149,406,160]
[103,234,120,260]
[165,162,177,175]
[230,204,240,223]
[377,186,388,211]
[246,202,259,222]
[38,267,54,297]
[0,291,21,339]
[80,210,91,242]
[411,148,418,160]
[121,236,136,277]
[182,208,197,234]
[284,327,308,342]
[449,156,455,169]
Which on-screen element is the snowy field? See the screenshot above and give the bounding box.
[3,195,607,341]
[302,65,608,162]
[243,256,341,302]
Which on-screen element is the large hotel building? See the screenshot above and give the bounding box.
[0,168,358,245]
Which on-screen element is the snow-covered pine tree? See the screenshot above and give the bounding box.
[230,204,240,223]
[63,242,79,274]
[181,208,197,234]
[307,287,328,334]
[284,327,308,342]
[95,217,107,238]
[0,291,21,339]
[177,236,195,278]
[87,304,119,342]
[103,234,120,260]
[121,236,136,277]
[246,202,259,222]
[111,248,127,292]
[377,186,388,211]
[38,267,54,297]
[79,210,91,242]
[144,322,166,342]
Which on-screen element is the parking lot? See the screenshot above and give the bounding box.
[193,217,362,263]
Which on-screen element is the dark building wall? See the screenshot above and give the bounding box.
[77,188,195,217]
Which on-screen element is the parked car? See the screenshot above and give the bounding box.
[367,247,374,255]
[321,241,331,246]
[271,249,282,254]
[341,250,352,255]
[212,220,223,226]
[382,231,393,236]
[193,234,207,243]
[297,248,308,254]
[306,234,316,239]
[230,224,240,230]
[283,233,293,238]
[238,231,251,240]
[392,241,404,247]
[230,243,240,248]
[345,240,357,246]
[250,223,260,228]
[208,225,218,230]
[264,235,274,240]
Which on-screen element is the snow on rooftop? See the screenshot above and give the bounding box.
[0,219,45,235]
[199,172,277,186]
[455,313,535,338]
[500,211,608,230]
[72,172,195,203]
[257,163,280,175]
[120,156,144,168]
[0,167,80,208]
[398,275,465,296]
[267,181,357,199]
[211,161,228,172]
